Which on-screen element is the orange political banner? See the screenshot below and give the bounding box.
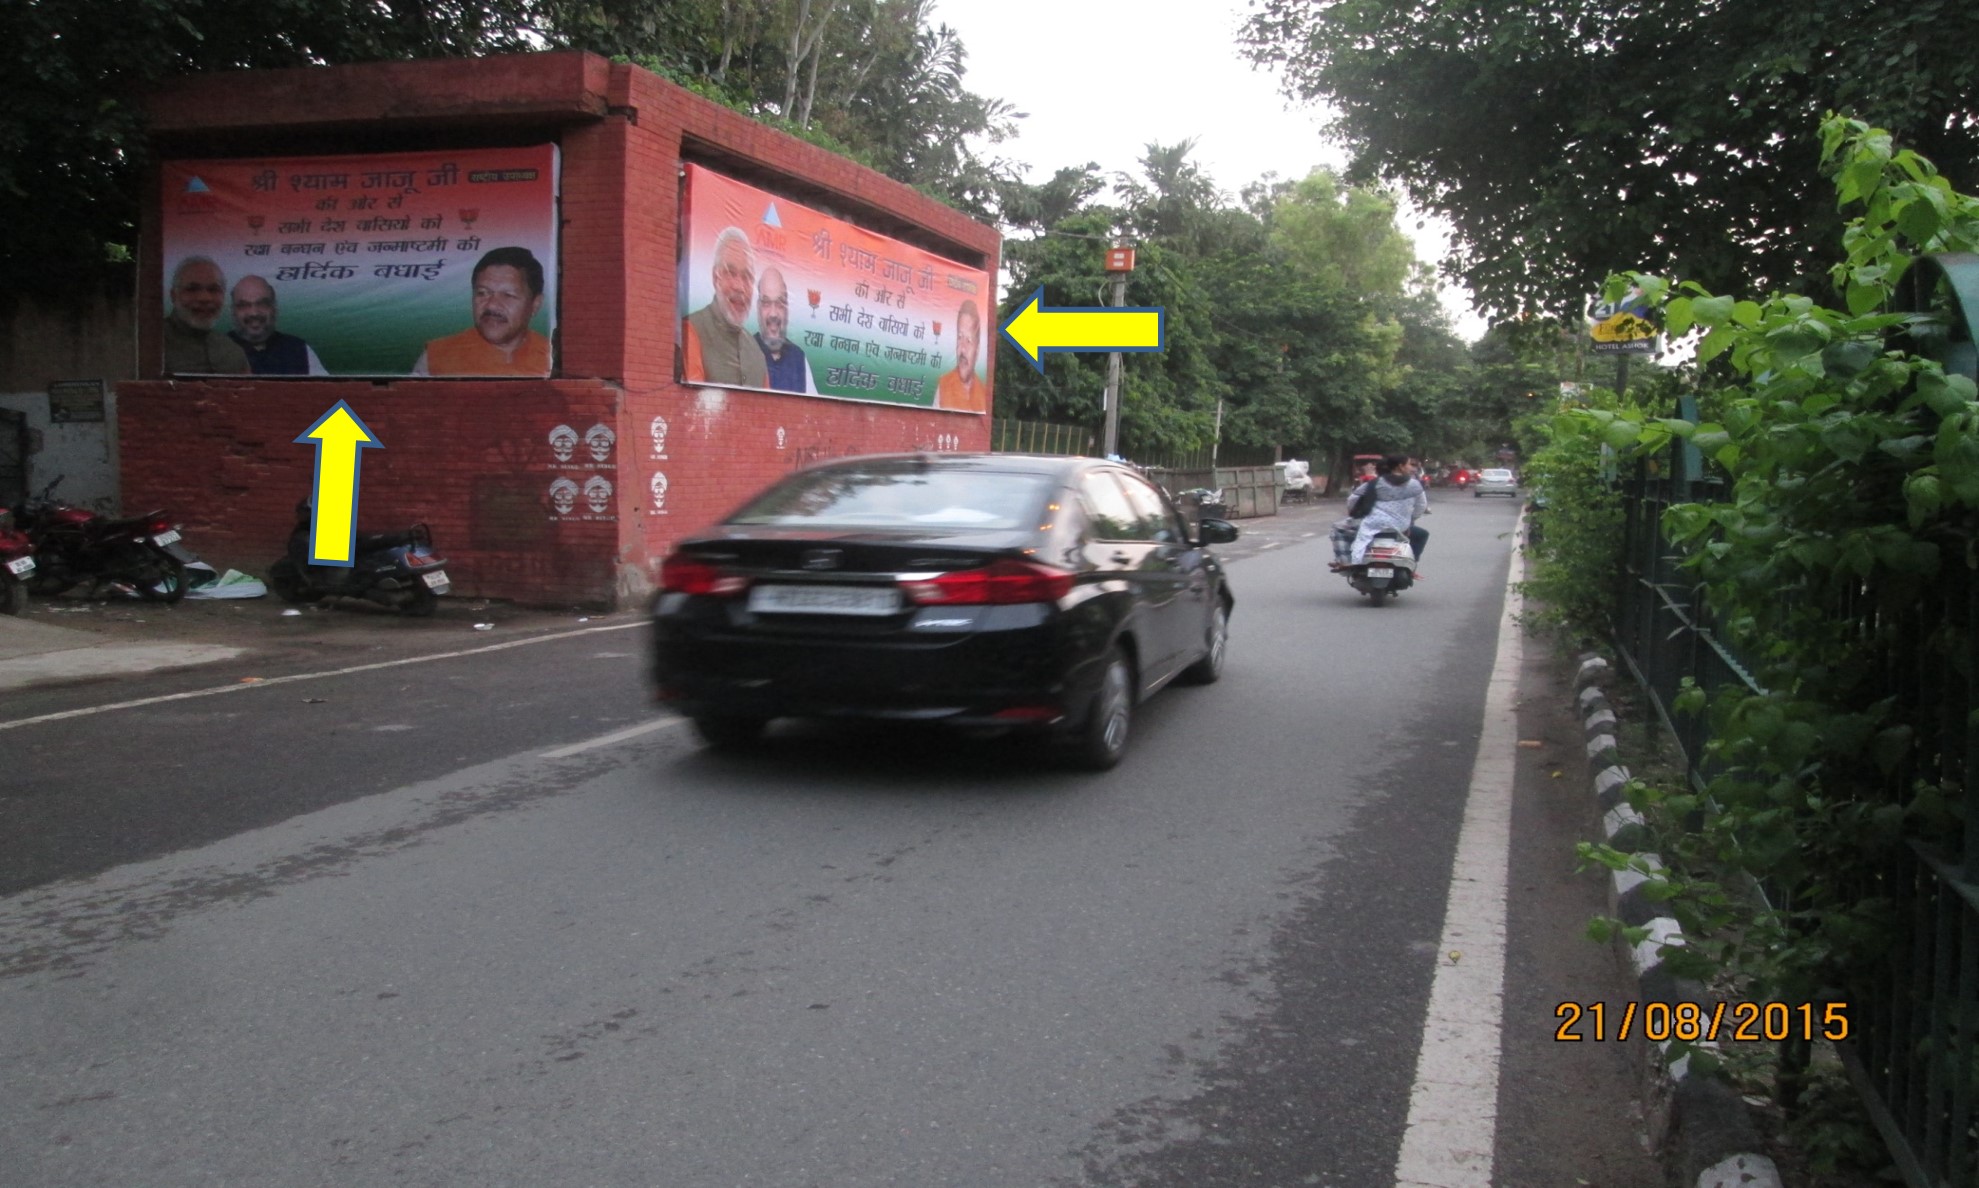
[678,163,993,412]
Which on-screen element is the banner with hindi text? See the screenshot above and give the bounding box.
[677,163,992,412]
[160,147,559,376]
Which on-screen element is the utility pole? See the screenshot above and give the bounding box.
[1101,245,1135,459]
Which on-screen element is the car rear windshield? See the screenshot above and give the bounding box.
[729,467,1055,530]
[1482,469,1514,479]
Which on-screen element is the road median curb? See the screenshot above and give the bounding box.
[1573,652,1783,1188]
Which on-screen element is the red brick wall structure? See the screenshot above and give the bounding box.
[132,51,1001,609]
[118,379,627,606]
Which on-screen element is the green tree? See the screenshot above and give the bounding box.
[2,0,541,303]
[993,146,1487,470]
[2,0,1022,301]
[1557,118,1979,1054]
[1239,0,1979,321]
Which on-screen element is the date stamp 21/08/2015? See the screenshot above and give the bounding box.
[1554,1001,1850,1043]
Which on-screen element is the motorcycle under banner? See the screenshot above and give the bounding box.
[160,147,559,376]
[678,163,993,412]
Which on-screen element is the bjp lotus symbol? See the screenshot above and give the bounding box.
[459,208,480,229]
[806,288,821,315]
[932,321,943,340]
[247,214,266,231]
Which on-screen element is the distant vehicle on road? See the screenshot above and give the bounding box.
[1474,468,1520,497]
[650,452,1240,770]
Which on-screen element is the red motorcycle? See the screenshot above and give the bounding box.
[13,476,194,604]
[0,507,34,615]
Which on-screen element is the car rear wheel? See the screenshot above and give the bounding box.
[1178,601,1229,685]
[692,714,769,750]
[1064,648,1133,771]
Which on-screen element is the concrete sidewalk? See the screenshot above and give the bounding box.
[0,614,244,693]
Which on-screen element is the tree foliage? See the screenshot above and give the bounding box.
[994,144,1494,467]
[1239,0,1979,322]
[2,0,1019,300]
[1554,118,1979,1037]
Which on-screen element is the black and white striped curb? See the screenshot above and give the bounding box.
[1575,654,1783,1188]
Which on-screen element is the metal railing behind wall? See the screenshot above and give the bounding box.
[1610,404,1979,1188]
[990,420,1094,457]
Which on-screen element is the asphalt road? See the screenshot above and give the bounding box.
[0,494,1661,1186]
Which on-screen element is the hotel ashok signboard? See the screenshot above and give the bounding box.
[676,163,992,412]
[159,146,560,377]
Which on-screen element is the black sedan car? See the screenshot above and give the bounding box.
[650,453,1238,769]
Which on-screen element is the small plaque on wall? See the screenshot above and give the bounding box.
[48,380,106,424]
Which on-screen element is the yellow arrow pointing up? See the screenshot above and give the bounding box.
[294,401,382,567]
[999,287,1165,373]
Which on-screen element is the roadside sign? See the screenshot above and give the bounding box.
[1589,288,1659,355]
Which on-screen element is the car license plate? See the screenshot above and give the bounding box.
[151,529,180,546]
[421,570,451,592]
[5,556,32,576]
[749,584,900,616]
[1367,566,1394,578]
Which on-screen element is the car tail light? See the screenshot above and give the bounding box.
[900,559,1075,606]
[145,514,174,535]
[992,706,1062,722]
[660,552,750,596]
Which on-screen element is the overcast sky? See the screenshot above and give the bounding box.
[932,0,1486,340]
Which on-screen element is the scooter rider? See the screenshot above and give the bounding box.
[1328,460,1380,570]
[1347,454,1430,572]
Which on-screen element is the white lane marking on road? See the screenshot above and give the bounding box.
[1391,515,1524,1188]
[0,621,647,733]
[539,717,686,759]
[1258,541,1283,550]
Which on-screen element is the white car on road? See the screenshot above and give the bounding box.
[1474,468,1519,497]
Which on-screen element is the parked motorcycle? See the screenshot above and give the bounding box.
[13,476,193,603]
[0,507,35,615]
[266,501,451,616]
[1342,528,1418,605]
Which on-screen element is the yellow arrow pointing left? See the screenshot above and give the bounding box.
[294,401,381,567]
[998,287,1165,372]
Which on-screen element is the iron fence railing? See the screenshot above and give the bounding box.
[1611,447,1979,1188]
[1133,443,1279,470]
[989,419,1094,457]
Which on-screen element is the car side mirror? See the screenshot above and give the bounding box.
[1196,518,1239,546]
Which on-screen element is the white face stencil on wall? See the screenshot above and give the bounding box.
[585,423,616,464]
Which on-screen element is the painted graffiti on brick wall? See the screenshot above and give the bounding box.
[677,164,992,412]
[545,421,616,523]
[160,147,560,378]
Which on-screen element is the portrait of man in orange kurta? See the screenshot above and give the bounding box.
[935,299,987,413]
[411,246,553,377]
